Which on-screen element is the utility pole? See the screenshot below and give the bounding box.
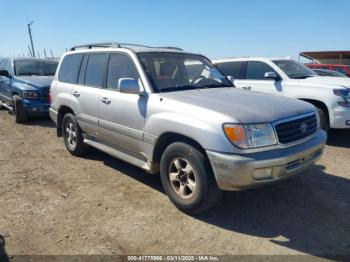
[27,21,35,57]
[27,45,33,57]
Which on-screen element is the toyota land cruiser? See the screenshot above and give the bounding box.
[50,43,327,213]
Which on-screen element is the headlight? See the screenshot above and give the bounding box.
[333,88,350,107]
[22,91,39,99]
[223,123,277,149]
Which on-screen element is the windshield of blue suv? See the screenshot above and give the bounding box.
[14,60,58,76]
[138,52,232,93]
[273,60,317,79]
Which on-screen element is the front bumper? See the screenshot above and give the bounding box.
[49,108,58,125]
[206,130,327,191]
[22,99,50,116]
[330,105,350,129]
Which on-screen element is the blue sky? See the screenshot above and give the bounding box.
[0,0,349,59]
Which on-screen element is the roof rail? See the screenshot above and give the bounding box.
[69,42,183,51]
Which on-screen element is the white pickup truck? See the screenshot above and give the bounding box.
[213,57,350,131]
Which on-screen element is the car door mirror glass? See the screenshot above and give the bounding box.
[264,72,280,80]
[118,78,140,94]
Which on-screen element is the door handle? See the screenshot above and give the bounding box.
[73,91,80,97]
[101,97,111,104]
[242,86,252,90]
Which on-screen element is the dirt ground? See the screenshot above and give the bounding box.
[0,109,349,259]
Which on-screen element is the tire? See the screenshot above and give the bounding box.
[13,95,28,123]
[316,106,330,132]
[160,142,222,214]
[62,113,89,156]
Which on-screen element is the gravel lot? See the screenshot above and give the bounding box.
[0,110,349,259]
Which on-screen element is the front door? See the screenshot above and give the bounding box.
[234,61,283,95]
[98,53,146,155]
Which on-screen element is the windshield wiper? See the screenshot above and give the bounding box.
[160,85,202,93]
[203,83,229,89]
[294,75,316,79]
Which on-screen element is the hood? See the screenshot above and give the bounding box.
[159,87,315,123]
[14,76,54,89]
[297,76,350,88]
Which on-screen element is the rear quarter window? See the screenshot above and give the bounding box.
[58,54,84,83]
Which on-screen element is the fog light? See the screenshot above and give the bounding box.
[253,168,273,180]
[346,120,350,126]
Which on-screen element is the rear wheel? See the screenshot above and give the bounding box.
[62,113,89,156]
[316,106,330,132]
[13,95,28,123]
[160,142,222,214]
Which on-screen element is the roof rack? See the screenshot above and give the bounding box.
[69,42,183,51]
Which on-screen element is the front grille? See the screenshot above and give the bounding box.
[41,87,50,102]
[275,114,317,144]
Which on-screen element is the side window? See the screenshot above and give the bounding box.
[216,61,244,79]
[78,55,89,85]
[245,61,276,80]
[85,54,108,88]
[58,54,84,83]
[106,53,139,90]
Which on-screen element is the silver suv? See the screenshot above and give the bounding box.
[50,43,327,213]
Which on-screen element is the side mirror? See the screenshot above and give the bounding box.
[118,78,140,95]
[0,70,10,78]
[264,72,280,81]
[226,75,235,84]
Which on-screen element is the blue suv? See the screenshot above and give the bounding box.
[0,57,58,123]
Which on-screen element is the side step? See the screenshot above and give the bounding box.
[84,139,159,174]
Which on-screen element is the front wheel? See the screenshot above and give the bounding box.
[316,107,330,132]
[62,113,89,156]
[160,142,222,214]
[13,95,28,123]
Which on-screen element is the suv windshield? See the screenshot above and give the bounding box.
[14,60,58,76]
[273,60,316,79]
[138,52,232,92]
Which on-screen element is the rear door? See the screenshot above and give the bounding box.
[235,61,283,95]
[98,52,146,155]
[73,53,108,137]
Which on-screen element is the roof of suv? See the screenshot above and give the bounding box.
[213,57,292,63]
[66,42,199,56]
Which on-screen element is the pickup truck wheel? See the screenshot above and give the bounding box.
[62,113,89,156]
[316,107,330,132]
[160,142,222,214]
[13,95,28,123]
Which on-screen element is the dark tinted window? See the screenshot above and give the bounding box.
[78,55,89,84]
[245,61,276,80]
[85,54,108,88]
[58,54,84,83]
[216,61,244,79]
[107,53,139,90]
